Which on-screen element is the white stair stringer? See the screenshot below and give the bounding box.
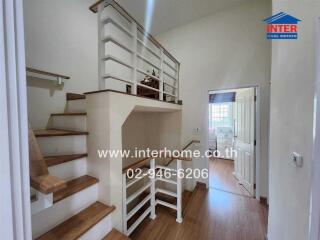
[37,135,87,155]
[48,157,88,181]
[51,115,87,131]
[66,99,86,113]
[32,183,98,239]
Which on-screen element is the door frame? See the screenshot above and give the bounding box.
[309,17,320,240]
[0,0,32,239]
[205,85,261,201]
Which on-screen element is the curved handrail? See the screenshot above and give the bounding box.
[122,157,153,174]
[122,151,195,173]
[26,67,70,79]
[89,0,103,13]
[164,140,200,166]
[182,140,200,150]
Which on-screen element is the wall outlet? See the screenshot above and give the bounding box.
[292,152,303,167]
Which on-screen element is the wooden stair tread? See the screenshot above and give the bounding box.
[51,113,87,116]
[36,201,115,240]
[102,229,130,240]
[53,175,98,203]
[34,129,88,137]
[45,154,88,167]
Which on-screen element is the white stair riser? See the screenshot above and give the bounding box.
[48,158,88,181]
[32,184,98,239]
[37,135,87,155]
[66,99,86,113]
[79,214,112,240]
[31,192,53,216]
[51,116,87,132]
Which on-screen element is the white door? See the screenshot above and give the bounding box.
[234,88,255,196]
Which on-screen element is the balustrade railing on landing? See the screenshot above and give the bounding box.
[90,0,180,103]
[122,157,185,236]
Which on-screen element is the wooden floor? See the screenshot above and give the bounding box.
[131,184,267,240]
[209,158,251,197]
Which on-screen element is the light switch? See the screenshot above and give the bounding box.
[194,127,201,134]
[292,152,303,167]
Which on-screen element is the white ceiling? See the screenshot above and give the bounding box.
[116,0,250,35]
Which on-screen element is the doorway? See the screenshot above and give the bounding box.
[208,87,257,197]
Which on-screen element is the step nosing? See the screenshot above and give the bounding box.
[53,175,99,203]
[36,202,115,240]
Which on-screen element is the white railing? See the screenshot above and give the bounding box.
[93,0,180,103]
[122,158,183,236]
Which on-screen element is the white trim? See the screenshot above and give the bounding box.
[137,38,161,58]
[156,177,177,185]
[309,17,320,240]
[206,85,262,201]
[0,0,32,239]
[126,182,152,204]
[101,16,133,38]
[176,160,183,223]
[255,86,261,201]
[98,1,106,89]
[156,188,177,198]
[156,200,177,210]
[126,207,151,236]
[126,194,151,221]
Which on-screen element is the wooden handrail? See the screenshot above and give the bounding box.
[89,0,104,12]
[182,140,200,150]
[165,140,200,166]
[89,0,180,65]
[122,141,200,172]
[26,67,70,79]
[122,157,153,173]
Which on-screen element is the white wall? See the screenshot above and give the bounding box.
[122,112,148,168]
[122,111,182,168]
[24,0,98,129]
[156,0,271,197]
[85,91,182,231]
[268,1,320,240]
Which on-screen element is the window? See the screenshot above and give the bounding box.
[209,102,233,129]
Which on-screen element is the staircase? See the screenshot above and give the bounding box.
[30,93,129,240]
